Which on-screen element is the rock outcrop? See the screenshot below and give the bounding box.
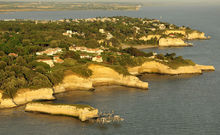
[25,102,99,121]
[0,91,16,108]
[186,31,208,40]
[0,88,55,108]
[88,64,148,89]
[53,73,94,94]
[159,38,189,47]
[165,30,209,40]
[165,30,186,35]
[0,64,149,109]
[53,64,149,94]
[128,61,215,75]
[139,35,161,41]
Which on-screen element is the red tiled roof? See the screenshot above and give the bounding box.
[8,53,18,57]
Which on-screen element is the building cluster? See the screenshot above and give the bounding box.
[37,56,64,67]
[69,46,103,55]
[98,29,113,40]
[62,30,85,38]
[36,48,64,67]
[69,45,104,62]
[36,48,62,56]
[58,17,119,23]
[82,17,119,23]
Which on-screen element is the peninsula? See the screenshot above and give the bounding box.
[0,17,215,121]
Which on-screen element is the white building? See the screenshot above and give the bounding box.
[99,29,105,34]
[159,24,166,30]
[36,48,62,56]
[69,46,103,55]
[92,56,103,63]
[106,32,113,40]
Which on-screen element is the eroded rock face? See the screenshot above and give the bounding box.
[195,64,215,71]
[25,102,99,121]
[165,30,186,35]
[88,64,148,89]
[0,88,55,108]
[186,31,207,40]
[0,91,16,108]
[159,38,188,47]
[128,61,215,75]
[164,30,209,40]
[139,35,161,41]
[53,74,94,94]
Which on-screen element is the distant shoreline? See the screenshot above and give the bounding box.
[0,2,141,12]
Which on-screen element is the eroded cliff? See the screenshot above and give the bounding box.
[0,88,55,108]
[88,64,148,89]
[128,61,215,75]
[159,38,189,47]
[25,102,99,121]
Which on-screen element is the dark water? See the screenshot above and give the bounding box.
[1,5,220,135]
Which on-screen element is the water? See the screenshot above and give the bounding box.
[0,5,220,135]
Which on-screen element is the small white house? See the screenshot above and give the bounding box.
[92,56,103,63]
[99,29,105,34]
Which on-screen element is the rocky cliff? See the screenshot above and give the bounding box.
[186,31,208,40]
[0,88,55,108]
[53,73,94,94]
[159,38,189,47]
[0,64,148,108]
[25,102,99,121]
[139,35,161,41]
[165,30,186,35]
[165,30,209,40]
[128,61,215,75]
[88,64,148,89]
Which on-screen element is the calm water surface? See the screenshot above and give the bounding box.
[0,5,220,135]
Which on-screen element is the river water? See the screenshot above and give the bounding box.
[0,5,220,135]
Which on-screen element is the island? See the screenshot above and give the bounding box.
[0,16,215,121]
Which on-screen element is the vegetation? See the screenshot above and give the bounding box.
[155,53,196,69]
[0,16,197,99]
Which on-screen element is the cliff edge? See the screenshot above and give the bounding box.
[128,61,215,75]
[25,102,99,121]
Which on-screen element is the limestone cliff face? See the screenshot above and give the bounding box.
[25,102,99,121]
[159,38,188,47]
[165,30,209,40]
[195,64,215,71]
[128,61,215,75]
[53,73,93,94]
[139,35,161,41]
[0,88,55,108]
[186,31,208,40]
[88,64,148,89]
[165,30,186,35]
[0,91,16,108]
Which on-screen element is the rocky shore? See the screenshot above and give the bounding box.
[0,62,215,109]
[128,61,215,75]
[135,30,210,48]
[0,61,215,122]
[0,64,148,109]
[25,102,99,121]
